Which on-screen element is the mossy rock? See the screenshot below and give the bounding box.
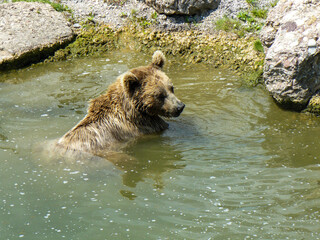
[306,94,320,114]
[46,24,120,62]
[46,23,265,86]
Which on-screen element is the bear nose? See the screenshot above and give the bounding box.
[177,102,185,113]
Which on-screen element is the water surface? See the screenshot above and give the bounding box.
[1,51,320,239]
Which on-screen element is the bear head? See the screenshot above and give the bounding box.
[122,51,185,118]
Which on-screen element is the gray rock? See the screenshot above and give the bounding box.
[140,0,220,15]
[73,23,81,28]
[260,0,320,110]
[0,2,74,71]
[59,0,273,31]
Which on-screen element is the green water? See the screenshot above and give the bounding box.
[1,51,320,240]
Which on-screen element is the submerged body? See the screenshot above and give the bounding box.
[56,51,184,155]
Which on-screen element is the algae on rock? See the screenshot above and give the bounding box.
[47,24,120,62]
[123,26,265,85]
[306,93,320,115]
[45,22,264,86]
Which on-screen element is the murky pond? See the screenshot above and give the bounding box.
[1,51,320,239]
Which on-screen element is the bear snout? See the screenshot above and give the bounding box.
[173,101,185,117]
[178,101,185,112]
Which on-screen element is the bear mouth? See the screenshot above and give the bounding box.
[163,103,185,118]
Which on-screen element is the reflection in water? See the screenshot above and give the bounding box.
[0,133,7,141]
[39,130,187,200]
[0,126,8,141]
[0,125,16,153]
[120,136,185,189]
[94,135,186,199]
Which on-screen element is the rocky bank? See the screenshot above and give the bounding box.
[1,0,320,113]
[59,0,271,31]
[48,0,270,86]
[0,2,74,70]
[1,0,270,73]
[260,0,320,111]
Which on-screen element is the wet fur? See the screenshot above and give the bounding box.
[55,51,184,156]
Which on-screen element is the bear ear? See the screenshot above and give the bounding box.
[151,50,166,69]
[122,71,140,98]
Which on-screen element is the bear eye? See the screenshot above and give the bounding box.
[158,92,167,100]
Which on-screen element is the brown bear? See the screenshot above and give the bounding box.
[56,51,185,156]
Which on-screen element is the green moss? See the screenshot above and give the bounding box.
[251,8,268,19]
[253,39,264,52]
[216,11,264,37]
[215,16,243,33]
[271,0,279,7]
[44,22,264,87]
[151,11,158,20]
[306,94,320,115]
[237,11,254,22]
[122,26,265,85]
[246,0,258,7]
[128,10,158,29]
[46,24,119,62]
[241,68,264,87]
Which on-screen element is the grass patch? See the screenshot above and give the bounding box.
[237,11,265,31]
[271,0,279,7]
[253,39,264,52]
[128,9,159,29]
[215,13,264,36]
[215,3,269,36]
[215,16,243,33]
[11,0,70,12]
[151,11,158,20]
[246,0,258,7]
[251,8,268,19]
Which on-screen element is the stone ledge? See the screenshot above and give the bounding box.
[0,2,74,71]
